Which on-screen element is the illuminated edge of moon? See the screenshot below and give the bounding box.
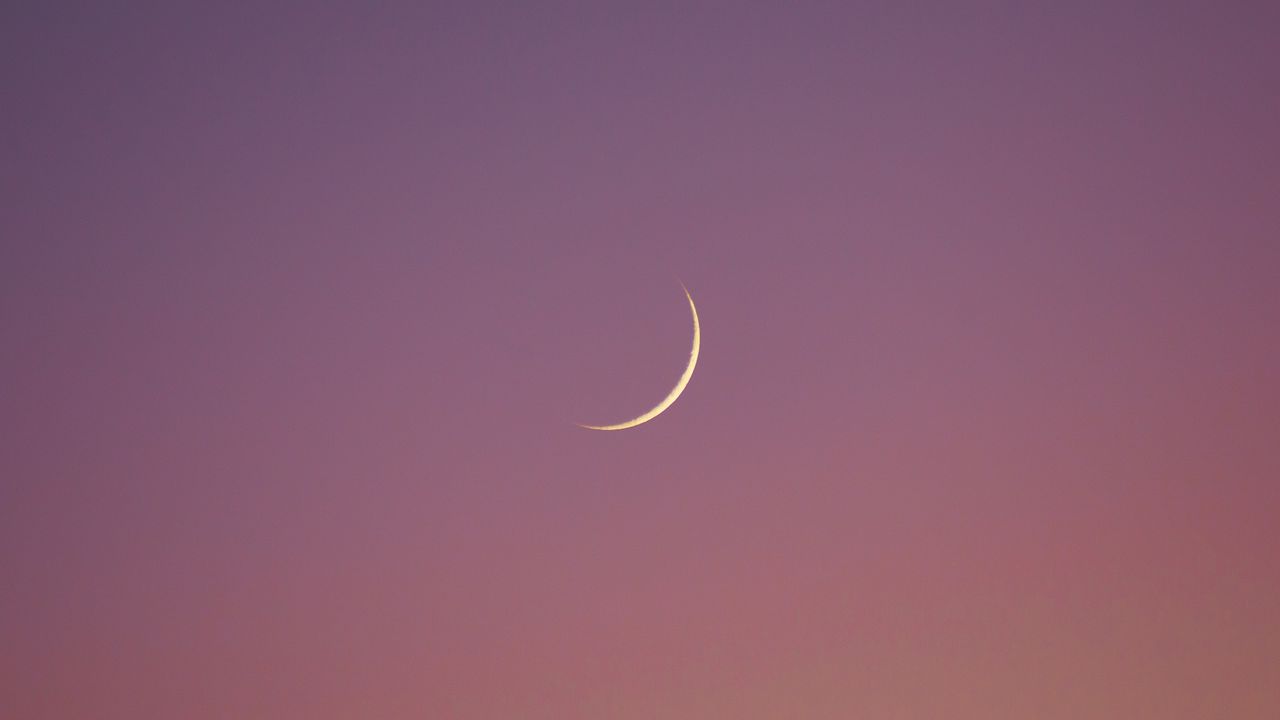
[577,284,700,431]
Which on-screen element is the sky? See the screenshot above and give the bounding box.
[2,1,1279,717]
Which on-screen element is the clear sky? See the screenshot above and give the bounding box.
[3,2,1278,717]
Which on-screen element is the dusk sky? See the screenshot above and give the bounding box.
[3,2,1279,717]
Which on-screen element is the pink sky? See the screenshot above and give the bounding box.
[3,2,1278,717]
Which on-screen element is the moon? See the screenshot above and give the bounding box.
[578,284,700,431]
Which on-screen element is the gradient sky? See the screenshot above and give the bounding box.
[3,2,1279,718]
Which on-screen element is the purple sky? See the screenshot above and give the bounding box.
[3,2,1279,717]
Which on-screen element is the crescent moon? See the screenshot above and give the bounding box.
[578,284,700,431]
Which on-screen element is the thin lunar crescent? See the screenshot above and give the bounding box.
[578,285,700,431]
